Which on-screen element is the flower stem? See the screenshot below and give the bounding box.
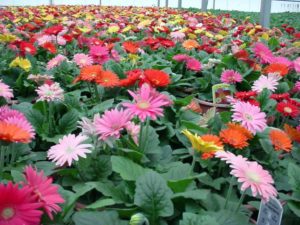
[140,118,150,153]
[93,83,100,102]
[235,191,246,212]
[0,145,7,178]
[224,176,234,209]
[48,102,54,135]
[189,153,196,176]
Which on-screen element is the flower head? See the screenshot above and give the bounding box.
[264,63,289,77]
[276,101,299,118]
[95,70,120,87]
[269,129,292,152]
[94,108,131,140]
[36,82,64,102]
[232,101,267,134]
[293,57,300,73]
[143,69,170,87]
[220,69,243,84]
[284,124,300,143]
[89,45,110,64]
[182,39,199,50]
[253,42,274,64]
[0,182,43,225]
[9,57,31,72]
[220,128,249,149]
[73,53,93,68]
[46,54,67,70]
[23,166,65,220]
[186,58,201,72]
[47,134,93,167]
[123,84,172,122]
[0,80,13,101]
[252,74,279,93]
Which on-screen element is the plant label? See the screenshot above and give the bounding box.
[257,197,283,225]
[212,83,231,104]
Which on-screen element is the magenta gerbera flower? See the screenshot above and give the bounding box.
[0,80,13,101]
[232,101,267,134]
[89,46,110,64]
[0,182,43,225]
[253,42,274,64]
[186,58,201,72]
[93,108,131,140]
[23,166,65,220]
[123,84,172,122]
[47,134,93,167]
[220,69,243,84]
[73,53,94,68]
[0,105,25,121]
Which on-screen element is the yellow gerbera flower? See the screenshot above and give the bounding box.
[9,57,31,72]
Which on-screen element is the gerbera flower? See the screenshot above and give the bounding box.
[44,25,64,36]
[252,42,274,64]
[20,41,36,56]
[47,134,93,167]
[252,74,280,93]
[182,39,199,50]
[270,57,293,68]
[0,182,43,225]
[235,91,257,101]
[220,128,249,149]
[94,108,131,140]
[95,70,120,87]
[186,58,201,72]
[28,74,54,85]
[46,54,67,70]
[173,54,191,62]
[122,41,139,54]
[220,69,243,84]
[73,53,93,68]
[41,42,57,54]
[143,69,170,87]
[284,124,300,143]
[276,101,299,118]
[23,166,65,220]
[78,116,97,136]
[4,116,35,139]
[119,69,142,87]
[0,80,13,101]
[9,57,31,72]
[232,101,267,134]
[227,122,253,140]
[269,129,292,152]
[270,93,290,101]
[125,121,140,145]
[294,57,300,73]
[0,122,32,143]
[36,82,64,102]
[75,65,103,83]
[293,81,300,92]
[264,63,289,77]
[89,45,110,64]
[215,151,277,202]
[201,134,223,159]
[182,130,223,156]
[170,31,185,42]
[123,84,172,122]
[0,105,25,121]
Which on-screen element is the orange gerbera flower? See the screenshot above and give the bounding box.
[182,39,199,50]
[122,41,139,54]
[200,134,223,159]
[284,124,300,143]
[220,128,249,149]
[144,69,170,87]
[264,63,289,77]
[227,122,253,140]
[0,122,31,143]
[76,65,103,82]
[95,70,120,87]
[269,129,292,152]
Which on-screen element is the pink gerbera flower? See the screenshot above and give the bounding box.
[23,166,65,220]
[294,57,300,73]
[271,56,293,68]
[73,53,94,68]
[220,69,243,84]
[253,42,274,64]
[173,54,190,62]
[0,105,25,121]
[93,108,131,140]
[0,182,43,225]
[4,116,35,139]
[170,31,185,42]
[47,134,93,167]
[36,82,64,102]
[89,46,110,64]
[186,58,201,72]
[126,121,140,145]
[232,101,267,134]
[215,151,277,202]
[46,54,67,70]
[294,81,300,92]
[252,74,280,93]
[0,80,13,101]
[123,84,172,122]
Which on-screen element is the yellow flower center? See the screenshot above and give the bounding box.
[137,100,150,109]
[246,171,261,183]
[243,113,253,121]
[284,107,292,113]
[1,207,15,220]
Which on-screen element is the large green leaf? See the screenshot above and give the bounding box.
[111,156,151,181]
[179,213,218,225]
[86,198,116,209]
[173,189,210,201]
[134,171,174,221]
[58,109,79,134]
[73,211,127,225]
[288,163,300,192]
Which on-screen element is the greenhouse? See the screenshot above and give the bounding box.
[0,0,299,225]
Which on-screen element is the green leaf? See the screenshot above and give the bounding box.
[288,163,300,191]
[105,60,126,79]
[173,189,210,201]
[11,170,24,183]
[89,99,114,115]
[73,211,127,225]
[206,210,252,225]
[134,171,174,220]
[288,201,300,217]
[111,156,151,181]
[179,213,218,225]
[58,109,79,134]
[86,198,116,209]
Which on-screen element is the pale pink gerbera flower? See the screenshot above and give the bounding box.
[126,121,140,145]
[36,82,64,102]
[123,84,172,122]
[253,42,274,64]
[0,80,13,100]
[78,116,97,136]
[93,108,131,140]
[37,34,53,46]
[220,69,243,84]
[170,31,185,42]
[232,101,267,134]
[23,166,65,220]
[73,53,93,68]
[89,46,110,64]
[294,57,300,73]
[215,151,277,202]
[252,74,279,93]
[47,134,93,167]
[186,58,201,72]
[46,54,67,70]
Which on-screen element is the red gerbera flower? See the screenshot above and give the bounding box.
[234,49,249,61]
[276,101,299,118]
[143,69,170,87]
[41,42,57,54]
[270,93,290,101]
[95,70,120,87]
[264,63,289,77]
[44,25,64,36]
[235,91,257,101]
[119,69,142,87]
[20,41,36,56]
[122,41,139,54]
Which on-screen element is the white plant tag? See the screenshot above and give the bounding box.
[257,197,283,225]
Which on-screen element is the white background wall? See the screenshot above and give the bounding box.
[1,0,300,12]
